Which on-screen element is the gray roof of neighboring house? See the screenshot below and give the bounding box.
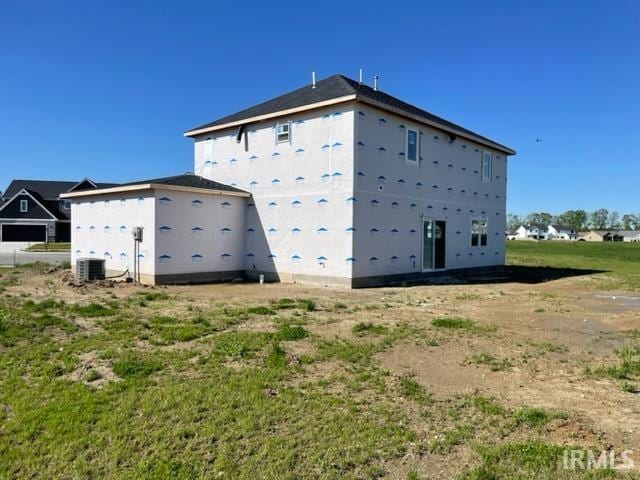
[1,178,118,220]
[521,224,546,230]
[549,224,575,231]
[2,179,117,200]
[618,230,640,237]
[117,174,248,194]
[185,74,515,154]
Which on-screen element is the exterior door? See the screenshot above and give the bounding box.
[422,220,446,271]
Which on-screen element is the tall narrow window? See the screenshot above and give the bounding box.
[406,129,418,162]
[20,199,28,212]
[482,151,492,182]
[275,123,290,143]
[471,219,488,247]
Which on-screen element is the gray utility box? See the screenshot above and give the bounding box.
[76,258,106,281]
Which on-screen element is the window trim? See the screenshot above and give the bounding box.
[481,151,492,182]
[275,122,290,144]
[20,199,28,212]
[406,127,419,164]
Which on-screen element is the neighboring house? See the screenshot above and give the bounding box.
[547,224,577,240]
[506,230,519,241]
[0,179,116,242]
[582,230,623,242]
[513,225,547,240]
[62,74,516,287]
[619,230,640,243]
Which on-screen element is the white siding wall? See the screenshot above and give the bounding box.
[194,105,356,281]
[71,192,156,277]
[352,104,508,278]
[154,189,245,275]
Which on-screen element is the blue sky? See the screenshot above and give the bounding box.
[1,0,638,216]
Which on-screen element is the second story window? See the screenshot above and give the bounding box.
[482,151,492,182]
[471,219,488,247]
[275,122,290,144]
[61,200,71,210]
[20,199,28,212]
[406,128,419,163]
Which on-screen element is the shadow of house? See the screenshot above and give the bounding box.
[362,265,606,288]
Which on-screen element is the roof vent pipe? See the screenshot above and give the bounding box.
[373,75,379,91]
[312,71,316,89]
[359,68,363,84]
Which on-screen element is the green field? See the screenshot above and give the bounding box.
[507,240,640,290]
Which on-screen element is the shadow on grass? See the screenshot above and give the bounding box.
[366,265,607,288]
[455,265,606,285]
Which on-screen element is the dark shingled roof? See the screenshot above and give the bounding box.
[185,74,514,153]
[117,174,248,194]
[2,179,119,220]
[2,179,117,200]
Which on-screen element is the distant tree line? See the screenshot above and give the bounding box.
[506,210,640,232]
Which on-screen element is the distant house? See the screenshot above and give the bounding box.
[547,224,577,240]
[582,230,623,242]
[0,179,116,242]
[619,230,640,243]
[512,225,547,240]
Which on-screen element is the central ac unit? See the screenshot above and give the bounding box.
[76,258,106,281]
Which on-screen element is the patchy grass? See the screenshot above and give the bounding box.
[460,441,570,479]
[112,353,163,378]
[71,302,118,317]
[467,352,514,371]
[590,344,640,382]
[431,316,476,330]
[398,374,432,406]
[352,322,389,336]
[270,297,316,312]
[512,406,568,428]
[0,262,631,478]
[274,324,308,341]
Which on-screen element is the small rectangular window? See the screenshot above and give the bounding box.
[406,129,418,162]
[61,200,70,210]
[275,123,290,143]
[20,199,28,212]
[482,151,492,182]
[471,219,488,247]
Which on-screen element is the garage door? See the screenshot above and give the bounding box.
[1,224,47,242]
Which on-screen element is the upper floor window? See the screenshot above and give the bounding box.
[482,151,492,182]
[20,199,28,212]
[61,200,71,210]
[406,128,419,163]
[275,122,290,144]
[471,219,488,247]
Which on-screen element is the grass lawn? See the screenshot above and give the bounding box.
[24,242,71,252]
[507,240,640,290]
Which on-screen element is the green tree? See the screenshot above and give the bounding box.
[607,211,620,229]
[557,210,588,231]
[506,214,522,231]
[526,212,553,226]
[589,209,609,229]
[621,214,639,230]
